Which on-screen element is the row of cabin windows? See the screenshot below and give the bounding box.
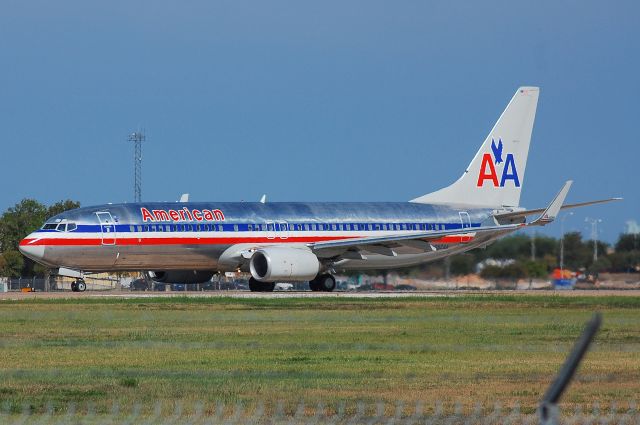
[127,222,449,233]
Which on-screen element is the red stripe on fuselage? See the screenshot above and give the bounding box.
[20,235,475,246]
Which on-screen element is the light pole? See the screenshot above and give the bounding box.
[560,212,574,274]
[585,218,603,263]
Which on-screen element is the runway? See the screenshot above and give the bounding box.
[2,289,640,300]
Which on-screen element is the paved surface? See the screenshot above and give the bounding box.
[2,289,640,300]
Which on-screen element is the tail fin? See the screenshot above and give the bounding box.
[411,87,540,208]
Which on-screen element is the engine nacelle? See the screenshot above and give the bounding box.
[249,247,320,282]
[147,270,214,284]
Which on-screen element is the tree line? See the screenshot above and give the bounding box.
[0,199,80,277]
[444,232,640,279]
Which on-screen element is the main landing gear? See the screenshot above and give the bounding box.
[309,274,336,292]
[247,274,337,293]
[70,278,86,292]
[248,277,275,292]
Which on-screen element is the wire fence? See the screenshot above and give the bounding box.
[0,400,639,424]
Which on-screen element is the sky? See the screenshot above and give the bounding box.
[0,0,638,243]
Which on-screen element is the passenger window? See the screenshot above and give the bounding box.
[367,224,373,231]
[129,225,135,232]
[233,224,238,232]
[217,224,223,231]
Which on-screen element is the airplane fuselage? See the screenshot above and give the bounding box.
[20,201,500,273]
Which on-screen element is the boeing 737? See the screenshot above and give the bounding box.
[19,87,619,292]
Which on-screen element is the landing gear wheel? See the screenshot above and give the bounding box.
[317,274,336,292]
[76,279,87,292]
[71,282,78,292]
[248,278,275,292]
[309,274,336,292]
[249,277,261,292]
[309,280,321,292]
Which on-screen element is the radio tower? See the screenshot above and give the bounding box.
[129,130,145,203]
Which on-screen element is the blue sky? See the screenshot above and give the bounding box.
[1,1,637,243]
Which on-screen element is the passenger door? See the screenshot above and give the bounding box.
[459,211,471,243]
[96,212,117,245]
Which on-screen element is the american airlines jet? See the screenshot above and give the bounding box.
[19,87,619,292]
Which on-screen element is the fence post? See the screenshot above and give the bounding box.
[44,269,51,292]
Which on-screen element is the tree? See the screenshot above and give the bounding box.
[0,250,24,278]
[561,232,591,270]
[449,254,476,276]
[0,199,48,253]
[47,200,81,219]
[523,260,548,279]
[615,234,640,252]
[480,261,527,280]
[608,251,640,273]
[0,198,80,277]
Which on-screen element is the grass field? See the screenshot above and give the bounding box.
[0,295,639,417]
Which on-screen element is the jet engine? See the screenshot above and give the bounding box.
[147,270,214,284]
[249,247,320,282]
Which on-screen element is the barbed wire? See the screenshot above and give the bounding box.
[0,399,638,425]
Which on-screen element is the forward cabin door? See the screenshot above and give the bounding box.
[459,211,472,243]
[96,212,117,245]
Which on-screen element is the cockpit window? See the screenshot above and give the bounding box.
[43,222,77,232]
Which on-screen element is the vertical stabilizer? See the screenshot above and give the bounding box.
[411,87,539,208]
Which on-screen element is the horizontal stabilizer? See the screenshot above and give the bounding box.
[495,197,623,223]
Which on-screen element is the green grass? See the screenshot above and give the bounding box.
[0,295,638,415]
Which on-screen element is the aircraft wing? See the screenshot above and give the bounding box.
[309,223,523,257]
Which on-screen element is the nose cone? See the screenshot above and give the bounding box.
[19,240,45,261]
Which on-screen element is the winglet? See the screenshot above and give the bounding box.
[530,180,573,226]
[179,193,190,202]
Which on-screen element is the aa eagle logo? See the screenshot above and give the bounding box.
[477,138,520,188]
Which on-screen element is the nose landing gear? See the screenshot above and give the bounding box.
[71,278,86,292]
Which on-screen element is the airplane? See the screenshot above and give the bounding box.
[19,87,620,292]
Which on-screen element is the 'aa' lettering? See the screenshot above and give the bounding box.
[477,154,499,187]
[500,154,520,187]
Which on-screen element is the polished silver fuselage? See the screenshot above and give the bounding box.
[20,202,505,273]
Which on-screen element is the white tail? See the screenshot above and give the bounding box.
[411,87,540,208]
